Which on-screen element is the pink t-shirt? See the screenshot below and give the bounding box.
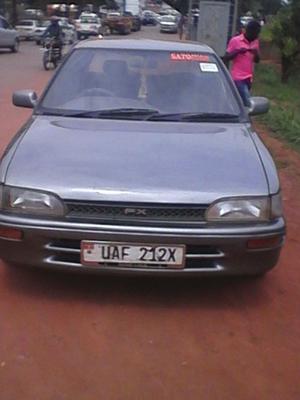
[226,34,259,81]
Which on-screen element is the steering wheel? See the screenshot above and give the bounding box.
[82,87,115,97]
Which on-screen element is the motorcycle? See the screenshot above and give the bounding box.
[42,37,62,70]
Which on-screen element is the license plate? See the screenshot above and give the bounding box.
[81,241,185,269]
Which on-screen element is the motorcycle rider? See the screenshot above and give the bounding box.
[42,15,64,59]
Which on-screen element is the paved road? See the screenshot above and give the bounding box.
[0,26,299,400]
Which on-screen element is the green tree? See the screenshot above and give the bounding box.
[271,0,300,82]
[239,0,282,16]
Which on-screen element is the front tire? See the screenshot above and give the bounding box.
[11,39,19,53]
[103,26,111,36]
[43,51,56,70]
[43,52,50,70]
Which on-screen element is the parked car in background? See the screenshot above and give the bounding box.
[75,12,102,39]
[4,39,285,276]
[105,12,132,35]
[240,15,253,27]
[0,15,19,52]
[159,15,178,33]
[142,11,157,25]
[21,8,44,20]
[15,19,40,40]
[124,11,141,32]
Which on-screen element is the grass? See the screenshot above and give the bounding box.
[252,63,300,150]
[260,24,273,43]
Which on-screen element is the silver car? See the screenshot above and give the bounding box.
[15,19,39,40]
[0,40,285,276]
[160,15,178,33]
[0,16,19,52]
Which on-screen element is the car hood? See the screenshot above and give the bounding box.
[5,116,268,204]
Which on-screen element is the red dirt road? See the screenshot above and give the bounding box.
[0,38,299,400]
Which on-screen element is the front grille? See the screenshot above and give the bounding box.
[65,202,207,225]
[45,239,223,270]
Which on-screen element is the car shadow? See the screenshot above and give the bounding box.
[2,263,273,310]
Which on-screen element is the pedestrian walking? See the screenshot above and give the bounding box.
[224,20,261,107]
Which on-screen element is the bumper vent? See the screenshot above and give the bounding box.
[45,239,223,270]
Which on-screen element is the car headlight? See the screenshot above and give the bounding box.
[270,192,283,219]
[0,186,65,217]
[205,194,283,223]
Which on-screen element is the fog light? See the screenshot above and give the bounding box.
[247,236,282,249]
[0,227,23,240]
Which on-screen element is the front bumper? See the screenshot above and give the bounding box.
[0,213,285,276]
[160,25,177,32]
[17,31,35,39]
[77,30,98,37]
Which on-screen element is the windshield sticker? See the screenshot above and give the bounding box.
[199,63,219,72]
[170,53,210,62]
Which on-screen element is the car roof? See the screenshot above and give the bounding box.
[17,19,36,23]
[74,39,214,54]
[80,12,98,16]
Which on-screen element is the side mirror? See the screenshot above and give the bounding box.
[12,90,38,109]
[248,96,269,116]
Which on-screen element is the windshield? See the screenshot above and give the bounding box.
[40,48,241,119]
[41,20,50,27]
[80,16,98,23]
[161,16,176,22]
[19,20,34,26]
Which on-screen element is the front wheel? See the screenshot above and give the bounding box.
[11,39,19,53]
[43,51,56,70]
[103,26,111,36]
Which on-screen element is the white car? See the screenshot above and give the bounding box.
[15,19,40,40]
[0,16,19,52]
[76,13,101,39]
[240,16,254,27]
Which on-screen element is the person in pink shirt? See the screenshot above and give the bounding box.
[224,20,261,107]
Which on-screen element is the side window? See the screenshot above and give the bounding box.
[2,19,10,29]
[0,18,4,28]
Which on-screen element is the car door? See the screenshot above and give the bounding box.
[0,17,10,46]
[0,17,16,46]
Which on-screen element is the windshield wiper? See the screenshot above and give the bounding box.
[147,112,240,122]
[66,108,160,119]
[39,109,240,122]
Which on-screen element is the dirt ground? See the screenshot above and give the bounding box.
[255,122,300,241]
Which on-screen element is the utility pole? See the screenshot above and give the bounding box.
[11,0,18,26]
[187,0,193,40]
[232,0,239,35]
